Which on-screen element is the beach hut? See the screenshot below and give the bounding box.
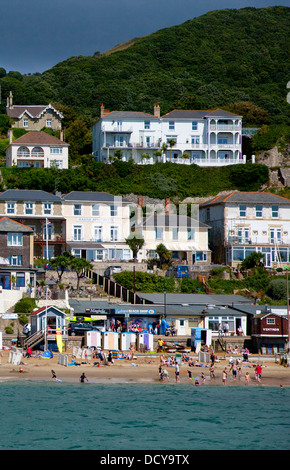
[120,332,136,351]
[102,331,119,350]
[85,330,102,348]
[137,332,154,352]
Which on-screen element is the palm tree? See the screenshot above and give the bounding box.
[167,138,176,162]
[161,142,168,162]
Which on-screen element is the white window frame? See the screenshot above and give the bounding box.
[73,204,82,216]
[110,226,118,241]
[43,203,52,215]
[7,232,23,246]
[73,225,83,241]
[92,204,100,216]
[110,205,118,217]
[25,202,34,215]
[7,202,15,214]
[94,226,103,241]
[23,119,29,128]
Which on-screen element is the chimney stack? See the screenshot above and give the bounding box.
[9,128,13,144]
[153,104,160,118]
[60,130,64,141]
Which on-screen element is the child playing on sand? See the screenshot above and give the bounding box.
[245,372,250,385]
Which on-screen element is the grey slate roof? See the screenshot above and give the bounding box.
[7,104,63,119]
[162,109,242,119]
[63,191,130,204]
[0,189,62,202]
[200,192,290,207]
[136,293,252,305]
[0,217,33,232]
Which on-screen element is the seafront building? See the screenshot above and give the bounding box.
[199,191,290,268]
[92,104,244,167]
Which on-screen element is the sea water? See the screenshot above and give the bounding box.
[0,381,289,450]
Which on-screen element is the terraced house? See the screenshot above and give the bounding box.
[92,104,244,167]
[199,192,290,268]
[0,190,66,259]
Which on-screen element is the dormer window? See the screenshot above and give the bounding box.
[23,119,28,127]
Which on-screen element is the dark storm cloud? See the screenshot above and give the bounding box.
[0,0,288,74]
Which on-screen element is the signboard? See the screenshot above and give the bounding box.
[115,308,155,315]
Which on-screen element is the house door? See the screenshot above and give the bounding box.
[178,319,186,335]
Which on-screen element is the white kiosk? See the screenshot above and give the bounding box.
[86,330,102,348]
[102,331,119,350]
[120,332,136,351]
[137,332,154,352]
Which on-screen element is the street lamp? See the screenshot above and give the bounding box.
[164,290,167,319]
[283,267,290,354]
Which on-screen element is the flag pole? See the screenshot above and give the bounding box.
[45,218,49,351]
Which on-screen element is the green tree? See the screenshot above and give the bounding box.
[156,243,172,268]
[69,257,93,289]
[49,254,72,283]
[125,235,145,261]
[241,252,265,270]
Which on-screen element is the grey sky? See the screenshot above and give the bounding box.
[0,0,288,74]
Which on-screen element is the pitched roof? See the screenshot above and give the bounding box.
[161,108,242,119]
[0,217,33,232]
[102,111,159,120]
[8,131,68,146]
[62,191,130,204]
[200,191,290,207]
[0,189,62,202]
[7,104,63,120]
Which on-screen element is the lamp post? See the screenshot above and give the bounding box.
[164,290,167,319]
[283,267,290,354]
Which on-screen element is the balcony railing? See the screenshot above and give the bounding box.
[34,234,65,242]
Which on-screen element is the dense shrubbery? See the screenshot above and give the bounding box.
[113,267,287,304]
[0,161,269,198]
[14,298,38,314]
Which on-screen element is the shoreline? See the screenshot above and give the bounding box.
[1,353,290,387]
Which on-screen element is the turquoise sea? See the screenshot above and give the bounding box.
[0,381,289,450]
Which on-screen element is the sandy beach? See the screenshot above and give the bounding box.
[1,351,290,386]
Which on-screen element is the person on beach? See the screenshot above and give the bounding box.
[210,363,216,382]
[187,369,193,381]
[80,372,88,383]
[175,361,180,383]
[162,368,169,382]
[51,370,57,381]
[255,364,262,383]
[245,372,250,385]
[230,362,237,381]
[222,368,228,385]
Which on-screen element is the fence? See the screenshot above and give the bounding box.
[89,271,144,304]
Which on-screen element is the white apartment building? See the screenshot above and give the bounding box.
[6,131,69,169]
[199,192,290,268]
[138,212,211,265]
[62,192,133,262]
[92,104,244,167]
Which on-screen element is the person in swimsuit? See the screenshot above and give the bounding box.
[80,372,88,383]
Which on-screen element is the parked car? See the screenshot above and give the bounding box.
[23,323,31,336]
[68,322,101,336]
[104,266,123,278]
[166,265,189,278]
